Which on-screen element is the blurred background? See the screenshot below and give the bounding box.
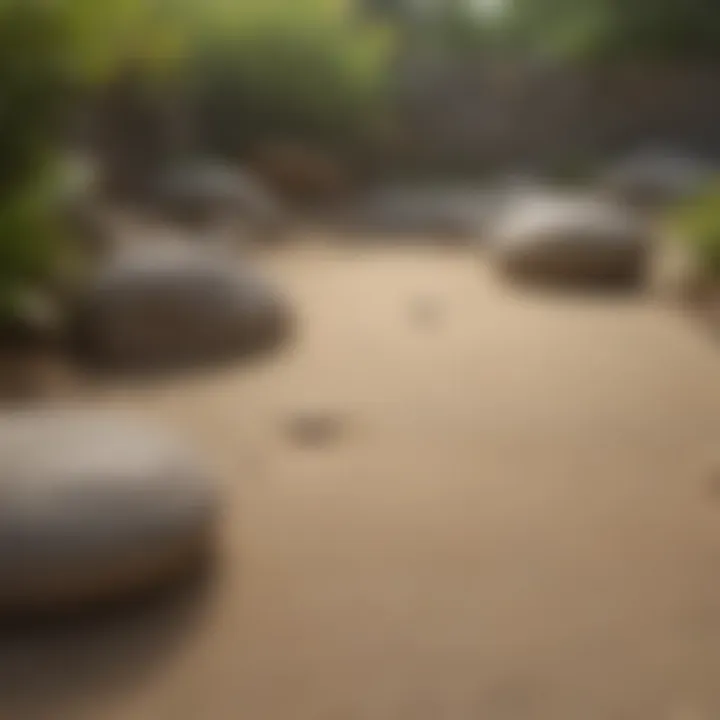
[4,0,720,345]
[4,2,720,720]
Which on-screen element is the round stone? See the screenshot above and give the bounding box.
[492,193,650,287]
[350,185,491,240]
[72,242,294,371]
[0,409,219,611]
[600,149,716,209]
[153,162,286,241]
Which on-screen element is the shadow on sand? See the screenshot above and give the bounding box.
[0,556,219,718]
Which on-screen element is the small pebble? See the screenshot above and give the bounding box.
[285,412,345,447]
[410,297,443,328]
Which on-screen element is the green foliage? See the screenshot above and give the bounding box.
[178,0,396,150]
[669,184,720,278]
[0,0,180,197]
[0,0,180,337]
[0,2,70,195]
[362,0,507,54]
[0,177,66,332]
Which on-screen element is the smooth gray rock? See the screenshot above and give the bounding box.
[153,162,286,241]
[0,409,218,609]
[348,185,492,240]
[73,243,293,371]
[600,149,716,208]
[492,194,650,287]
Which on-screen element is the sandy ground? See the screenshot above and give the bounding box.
[3,239,720,719]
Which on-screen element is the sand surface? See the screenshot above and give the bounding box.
[3,240,720,719]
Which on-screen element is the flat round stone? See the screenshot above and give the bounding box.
[0,408,219,611]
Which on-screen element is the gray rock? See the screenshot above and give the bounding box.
[492,194,650,287]
[600,148,716,209]
[72,243,293,371]
[349,185,491,240]
[153,162,286,242]
[0,408,218,610]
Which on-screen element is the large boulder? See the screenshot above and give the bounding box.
[153,161,286,242]
[0,408,218,612]
[600,148,716,209]
[492,194,650,288]
[72,243,294,372]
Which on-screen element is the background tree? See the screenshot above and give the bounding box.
[502,0,720,61]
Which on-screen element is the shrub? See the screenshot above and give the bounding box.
[179,0,396,156]
[0,177,69,340]
[668,183,720,278]
[0,0,181,339]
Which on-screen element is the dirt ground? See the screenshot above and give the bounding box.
[3,238,720,720]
